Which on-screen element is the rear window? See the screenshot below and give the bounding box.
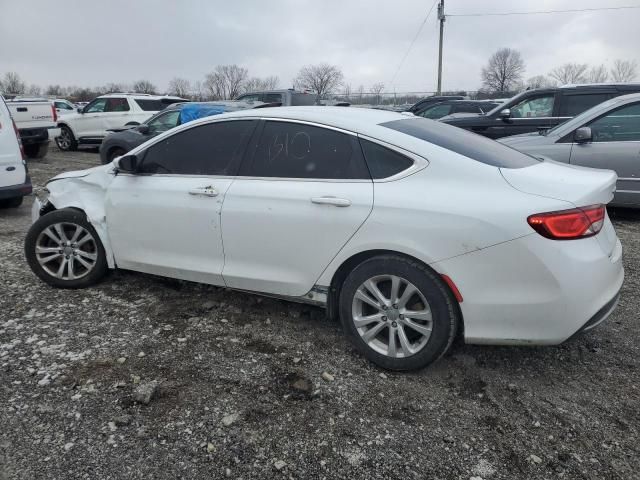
[134,99,182,111]
[381,118,540,169]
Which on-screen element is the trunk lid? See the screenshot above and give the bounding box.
[500,159,617,207]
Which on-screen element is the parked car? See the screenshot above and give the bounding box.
[404,95,468,114]
[6,98,60,158]
[55,93,185,151]
[441,83,640,139]
[235,89,318,106]
[27,108,622,370]
[499,93,640,208]
[414,100,500,119]
[0,96,31,208]
[99,101,261,164]
[53,99,77,116]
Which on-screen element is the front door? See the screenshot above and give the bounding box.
[105,119,258,284]
[221,120,374,297]
[486,93,557,138]
[79,98,108,137]
[570,101,640,206]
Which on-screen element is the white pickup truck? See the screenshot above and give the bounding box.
[6,99,60,158]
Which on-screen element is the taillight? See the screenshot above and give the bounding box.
[51,104,58,122]
[12,119,25,160]
[528,204,605,240]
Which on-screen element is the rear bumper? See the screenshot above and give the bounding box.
[433,230,624,345]
[0,176,32,200]
[18,127,60,144]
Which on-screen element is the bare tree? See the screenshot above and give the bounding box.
[133,79,156,94]
[204,65,249,99]
[191,80,205,101]
[356,85,365,100]
[549,63,588,84]
[168,77,191,98]
[481,48,525,93]
[525,75,554,89]
[293,63,344,98]
[45,85,63,96]
[2,72,26,94]
[610,59,638,82]
[102,83,125,93]
[342,84,352,100]
[26,84,41,96]
[370,82,385,105]
[586,65,608,83]
[243,76,280,93]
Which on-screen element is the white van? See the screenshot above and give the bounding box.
[0,96,31,208]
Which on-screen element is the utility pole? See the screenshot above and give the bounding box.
[436,0,445,95]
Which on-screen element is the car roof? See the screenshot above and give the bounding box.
[98,93,185,100]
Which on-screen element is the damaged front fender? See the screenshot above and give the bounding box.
[42,164,117,268]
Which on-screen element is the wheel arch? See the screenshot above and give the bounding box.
[41,189,115,269]
[326,249,464,337]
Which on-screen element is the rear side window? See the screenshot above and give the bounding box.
[246,121,369,179]
[138,120,256,175]
[105,98,130,112]
[360,139,414,179]
[381,118,540,168]
[135,99,168,111]
[263,93,283,103]
[559,93,610,117]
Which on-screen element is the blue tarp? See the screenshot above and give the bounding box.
[179,103,228,124]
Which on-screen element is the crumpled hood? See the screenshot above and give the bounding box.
[47,163,114,184]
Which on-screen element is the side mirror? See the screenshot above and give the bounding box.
[137,124,150,135]
[574,126,592,143]
[115,154,138,172]
[77,107,84,114]
[499,108,511,119]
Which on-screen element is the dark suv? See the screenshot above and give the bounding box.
[441,83,640,138]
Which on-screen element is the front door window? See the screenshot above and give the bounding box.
[510,95,554,118]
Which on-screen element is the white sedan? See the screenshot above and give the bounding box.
[26,107,624,370]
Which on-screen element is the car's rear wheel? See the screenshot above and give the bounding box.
[24,143,49,159]
[339,255,459,371]
[25,209,108,288]
[55,126,77,151]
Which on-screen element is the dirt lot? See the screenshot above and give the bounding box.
[1,146,639,480]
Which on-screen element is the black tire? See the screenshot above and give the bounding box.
[55,125,78,151]
[339,255,459,371]
[107,147,126,163]
[0,196,23,208]
[24,143,49,159]
[25,208,108,289]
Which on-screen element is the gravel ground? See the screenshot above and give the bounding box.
[1,146,639,480]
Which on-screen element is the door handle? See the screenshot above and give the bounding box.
[188,186,219,197]
[311,196,352,207]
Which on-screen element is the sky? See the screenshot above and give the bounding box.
[1,0,639,94]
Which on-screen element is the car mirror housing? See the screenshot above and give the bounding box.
[574,127,592,143]
[499,108,511,119]
[115,154,138,173]
[77,108,84,114]
[137,124,150,135]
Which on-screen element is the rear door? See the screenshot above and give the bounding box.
[569,101,640,206]
[102,97,131,133]
[494,92,557,138]
[221,119,373,296]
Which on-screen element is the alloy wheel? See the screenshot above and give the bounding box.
[351,274,433,358]
[35,222,98,280]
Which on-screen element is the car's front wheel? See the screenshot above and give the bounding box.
[25,209,108,288]
[339,255,460,371]
[55,125,77,151]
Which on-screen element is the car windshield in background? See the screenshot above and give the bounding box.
[381,117,540,168]
[134,99,182,111]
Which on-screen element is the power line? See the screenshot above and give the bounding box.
[389,0,438,88]
[448,5,640,17]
